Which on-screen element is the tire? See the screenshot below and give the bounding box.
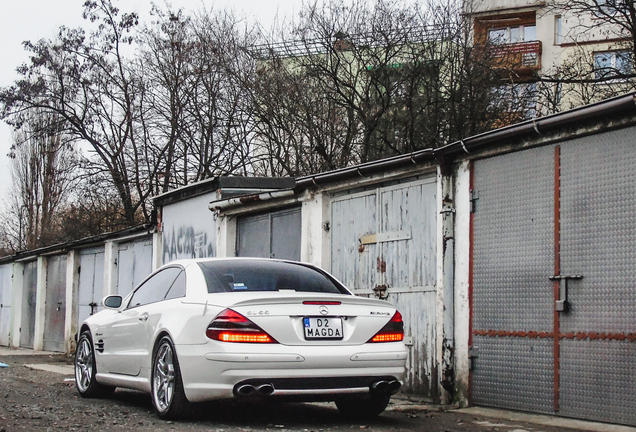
[151,336,190,420]
[335,394,391,419]
[74,331,115,398]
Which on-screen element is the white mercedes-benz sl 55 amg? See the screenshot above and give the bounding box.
[74,258,408,420]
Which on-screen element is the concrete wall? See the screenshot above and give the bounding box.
[161,192,217,264]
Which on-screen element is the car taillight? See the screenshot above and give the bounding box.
[368,311,404,343]
[206,309,277,343]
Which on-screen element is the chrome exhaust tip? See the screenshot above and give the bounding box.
[370,380,389,394]
[388,380,402,394]
[236,384,256,396]
[257,384,275,395]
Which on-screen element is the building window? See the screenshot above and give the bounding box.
[555,16,563,45]
[489,24,537,45]
[594,50,633,79]
[593,0,624,17]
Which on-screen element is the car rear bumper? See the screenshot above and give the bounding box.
[176,342,407,403]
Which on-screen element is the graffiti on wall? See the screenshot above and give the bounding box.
[163,225,215,263]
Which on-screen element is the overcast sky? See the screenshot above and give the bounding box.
[0,0,300,207]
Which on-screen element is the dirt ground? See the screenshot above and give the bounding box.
[0,351,618,432]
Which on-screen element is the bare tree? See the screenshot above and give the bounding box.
[249,0,510,175]
[0,111,78,252]
[0,0,149,224]
[137,6,258,188]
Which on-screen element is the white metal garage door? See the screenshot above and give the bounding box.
[330,176,438,397]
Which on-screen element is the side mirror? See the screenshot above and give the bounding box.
[103,295,123,309]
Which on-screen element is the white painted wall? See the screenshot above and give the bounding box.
[162,193,217,264]
[9,262,24,348]
[454,161,472,406]
[300,191,331,269]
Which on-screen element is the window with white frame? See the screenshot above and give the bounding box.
[594,50,633,79]
[489,24,537,45]
[555,16,563,45]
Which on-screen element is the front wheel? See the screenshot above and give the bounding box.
[74,331,115,398]
[151,336,190,420]
[335,394,391,419]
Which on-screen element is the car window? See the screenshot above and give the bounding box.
[164,270,186,300]
[127,267,182,309]
[197,260,349,295]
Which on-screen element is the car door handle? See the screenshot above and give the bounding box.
[139,313,149,322]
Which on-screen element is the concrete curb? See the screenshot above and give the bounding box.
[0,347,62,357]
[459,407,636,432]
[24,363,74,375]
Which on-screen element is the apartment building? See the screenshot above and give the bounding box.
[464,0,634,115]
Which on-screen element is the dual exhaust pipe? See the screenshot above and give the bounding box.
[370,379,401,395]
[236,383,275,396]
[235,379,401,397]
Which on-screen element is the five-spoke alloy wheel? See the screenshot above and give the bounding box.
[74,331,114,398]
[151,336,189,419]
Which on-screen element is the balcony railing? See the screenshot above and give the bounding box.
[490,41,542,71]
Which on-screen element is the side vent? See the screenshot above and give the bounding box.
[95,339,105,353]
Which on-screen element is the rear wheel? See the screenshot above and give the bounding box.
[151,336,190,420]
[74,331,115,398]
[335,394,391,419]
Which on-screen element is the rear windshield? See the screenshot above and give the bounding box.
[197,260,350,295]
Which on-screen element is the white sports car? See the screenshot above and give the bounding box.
[74,258,408,420]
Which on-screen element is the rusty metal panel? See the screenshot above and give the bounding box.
[379,180,437,291]
[162,193,217,264]
[43,255,67,352]
[559,127,636,426]
[392,290,437,396]
[78,246,105,324]
[330,176,437,397]
[0,263,12,346]
[330,191,378,293]
[19,260,37,348]
[116,238,154,296]
[472,145,556,413]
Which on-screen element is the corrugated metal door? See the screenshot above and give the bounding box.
[0,264,12,346]
[116,238,154,296]
[330,177,438,396]
[236,207,301,260]
[472,127,636,426]
[19,260,37,348]
[43,255,67,352]
[78,247,105,324]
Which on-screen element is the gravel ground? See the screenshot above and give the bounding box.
[0,351,618,432]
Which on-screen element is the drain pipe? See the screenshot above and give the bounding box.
[209,189,296,212]
[438,163,456,403]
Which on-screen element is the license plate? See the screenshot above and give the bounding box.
[303,317,343,340]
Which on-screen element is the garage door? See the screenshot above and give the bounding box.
[78,247,105,324]
[116,238,154,296]
[19,261,37,349]
[43,255,67,352]
[0,264,12,346]
[236,207,301,261]
[330,177,437,396]
[471,127,636,426]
